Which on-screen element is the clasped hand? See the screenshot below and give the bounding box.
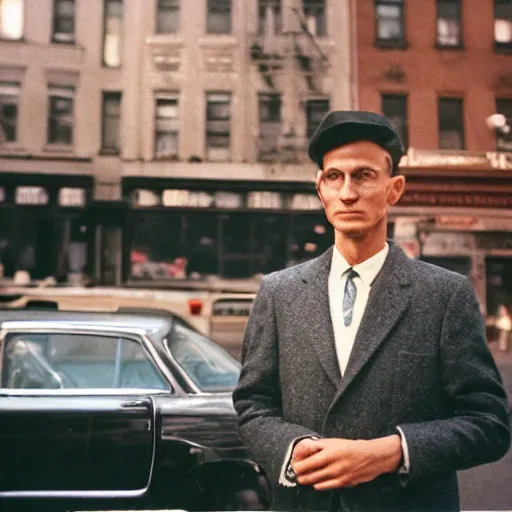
[291,435,402,491]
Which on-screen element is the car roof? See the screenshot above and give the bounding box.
[0,309,174,340]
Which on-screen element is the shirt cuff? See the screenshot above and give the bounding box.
[396,426,410,474]
[278,436,320,487]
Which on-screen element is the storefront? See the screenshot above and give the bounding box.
[0,173,93,283]
[122,178,333,283]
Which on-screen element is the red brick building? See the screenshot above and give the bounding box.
[354,0,512,318]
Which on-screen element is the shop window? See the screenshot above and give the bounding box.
[52,0,75,43]
[382,93,408,149]
[258,93,281,161]
[207,0,231,34]
[103,0,123,68]
[494,0,512,49]
[0,0,24,40]
[436,0,462,47]
[302,0,326,36]
[496,98,512,152]
[101,91,121,154]
[438,97,464,150]
[258,0,281,35]
[0,81,19,142]
[156,0,179,34]
[288,213,331,267]
[48,85,74,145]
[375,0,405,46]
[0,207,14,278]
[486,256,512,316]
[206,92,231,161]
[306,99,329,140]
[155,93,179,160]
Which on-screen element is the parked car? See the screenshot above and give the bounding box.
[0,308,269,512]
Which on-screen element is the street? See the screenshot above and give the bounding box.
[458,343,512,511]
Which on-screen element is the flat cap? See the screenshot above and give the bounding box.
[307,110,406,172]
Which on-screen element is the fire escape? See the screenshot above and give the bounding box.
[250,1,329,164]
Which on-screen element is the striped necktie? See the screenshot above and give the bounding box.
[343,268,359,327]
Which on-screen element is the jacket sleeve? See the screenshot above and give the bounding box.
[232,276,321,486]
[397,277,511,485]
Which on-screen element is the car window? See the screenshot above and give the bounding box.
[1,332,169,391]
[166,320,241,392]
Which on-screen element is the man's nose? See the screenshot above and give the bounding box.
[338,178,359,202]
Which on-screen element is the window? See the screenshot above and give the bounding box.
[438,98,464,150]
[48,85,74,145]
[2,332,168,390]
[303,0,326,37]
[207,0,231,34]
[494,0,512,48]
[156,0,179,34]
[52,0,75,43]
[0,82,19,142]
[496,98,512,151]
[306,99,329,139]
[155,93,179,159]
[382,94,408,149]
[375,0,405,45]
[0,0,23,40]
[101,91,121,154]
[167,319,240,392]
[258,0,281,35]
[103,0,123,67]
[258,93,281,161]
[206,92,231,161]
[436,0,461,47]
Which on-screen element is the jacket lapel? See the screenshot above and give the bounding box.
[328,243,414,409]
[299,247,341,388]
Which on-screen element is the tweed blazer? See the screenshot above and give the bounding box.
[233,242,511,512]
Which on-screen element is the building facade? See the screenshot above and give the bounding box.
[355,0,512,317]
[0,0,354,286]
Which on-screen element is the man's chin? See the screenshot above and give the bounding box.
[333,221,368,237]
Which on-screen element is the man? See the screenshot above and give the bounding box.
[233,111,511,511]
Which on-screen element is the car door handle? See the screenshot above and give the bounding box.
[121,400,148,409]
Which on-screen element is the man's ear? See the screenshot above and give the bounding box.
[316,170,326,208]
[387,175,406,206]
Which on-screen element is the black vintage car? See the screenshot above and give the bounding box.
[0,308,270,512]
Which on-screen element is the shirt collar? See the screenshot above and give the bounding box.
[330,243,389,286]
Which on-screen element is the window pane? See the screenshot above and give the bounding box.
[103,0,123,67]
[306,99,329,139]
[495,1,512,44]
[207,0,231,34]
[48,90,74,145]
[157,0,179,33]
[0,0,24,40]
[376,4,403,40]
[155,97,179,159]
[0,83,19,142]
[439,98,464,149]
[53,0,75,41]
[206,93,230,160]
[382,94,408,149]
[2,332,168,390]
[258,0,282,35]
[437,0,460,46]
[496,98,512,151]
[303,0,326,37]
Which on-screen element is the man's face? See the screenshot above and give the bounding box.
[316,140,405,237]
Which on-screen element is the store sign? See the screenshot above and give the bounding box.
[400,191,512,209]
[15,186,48,205]
[290,193,322,211]
[163,189,214,208]
[59,187,86,207]
[247,191,282,209]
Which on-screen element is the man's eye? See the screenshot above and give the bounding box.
[357,170,373,180]
[326,172,341,180]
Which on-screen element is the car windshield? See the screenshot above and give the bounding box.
[166,319,241,392]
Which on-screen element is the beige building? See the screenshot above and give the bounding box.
[0,0,355,285]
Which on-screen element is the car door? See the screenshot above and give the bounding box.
[0,323,165,499]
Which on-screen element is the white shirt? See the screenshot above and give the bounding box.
[278,243,410,487]
[329,243,389,376]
